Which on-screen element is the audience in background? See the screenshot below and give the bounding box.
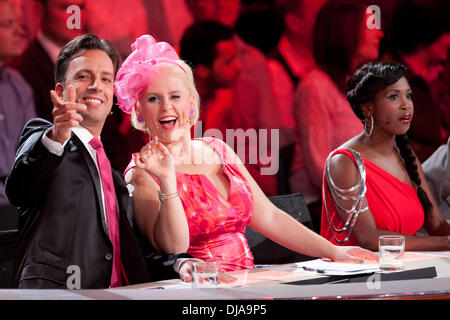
[268,0,326,194]
[0,0,36,230]
[6,0,41,44]
[383,0,450,162]
[270,0,326,89]
[184,0,281,196]
[429,54,450,137]
[289,0,383,231]
[143,0,193,48]
[234,0,283,55]
[185,0,241,28]
[85,0,149,60]
[12,0,86,121]
[180,21,242,139]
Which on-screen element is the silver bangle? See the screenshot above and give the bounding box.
[158,190,178,204]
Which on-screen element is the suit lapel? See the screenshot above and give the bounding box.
[71,135,109,236]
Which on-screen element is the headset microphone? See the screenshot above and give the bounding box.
[373,117,390,125]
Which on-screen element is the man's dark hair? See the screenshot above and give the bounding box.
[180,20,234,69]
[54,34,120,84]
[275,0,304,20]
[389,0,450,56]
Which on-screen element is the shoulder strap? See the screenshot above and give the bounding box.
[330,148,357,164]
[199,137,235,165]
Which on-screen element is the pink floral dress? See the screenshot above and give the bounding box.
[125,137,255,272]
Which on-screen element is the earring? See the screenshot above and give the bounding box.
[137,114,145,123]
[188,107,196,125]
[364,115,374,136]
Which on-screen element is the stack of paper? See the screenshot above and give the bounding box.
[292,259,380,276]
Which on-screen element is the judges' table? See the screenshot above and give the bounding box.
[1,251,449,300]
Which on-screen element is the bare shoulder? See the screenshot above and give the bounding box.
[328,149,363,190]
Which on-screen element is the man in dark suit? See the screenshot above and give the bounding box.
[5,34,191,289]
[13,37,54,121]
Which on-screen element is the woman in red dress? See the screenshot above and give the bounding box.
[321,61,450,250]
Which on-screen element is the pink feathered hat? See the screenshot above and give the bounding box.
[114,34,184,114]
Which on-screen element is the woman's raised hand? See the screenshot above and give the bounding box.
[135,137,176,181]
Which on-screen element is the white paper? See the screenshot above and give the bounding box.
[292,259,380,276]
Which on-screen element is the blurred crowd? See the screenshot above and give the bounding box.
[1,0,449,232]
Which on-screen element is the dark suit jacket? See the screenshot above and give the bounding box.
[5,119,171,288]
[14,39,55,122]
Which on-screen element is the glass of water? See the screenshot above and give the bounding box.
[192,262,219,288]
[378,235,405,271]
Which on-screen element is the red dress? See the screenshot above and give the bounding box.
[125,137,255,272]
[320,149,425,246]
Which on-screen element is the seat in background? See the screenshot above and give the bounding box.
[0,205,19,288]
[245,193,315,266]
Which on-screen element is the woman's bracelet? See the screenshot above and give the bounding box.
[158,190,179,204]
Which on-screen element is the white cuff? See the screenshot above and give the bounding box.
[41,127,69,156]
[173,258,202,273]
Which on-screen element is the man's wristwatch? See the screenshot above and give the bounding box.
[158,190,179,204]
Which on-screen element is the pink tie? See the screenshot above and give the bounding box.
[89,137,123,287]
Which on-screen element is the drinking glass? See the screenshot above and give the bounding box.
[192,262,219,288]
[379,235,405,271]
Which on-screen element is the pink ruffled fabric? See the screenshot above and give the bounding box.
[114,34,181,113]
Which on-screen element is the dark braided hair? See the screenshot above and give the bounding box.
[346,61,433,216]
[395,134,433,216]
